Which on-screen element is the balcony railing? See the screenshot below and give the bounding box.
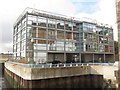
[8,61,114,68]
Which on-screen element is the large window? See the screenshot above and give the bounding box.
[48,40,56,51]
[57,30,64,39]
[66,42,79,51]
[28,15,37,25]
[38,17,47,27]
[48,29,56,39]
[96,27,103,35]
[38,28,46,38]
[73,33,79,41]
[84,43,94,51]
[83,23,95,32]
[21,51,25,58]
[34,52,47,63]
[48,19,56,28]
[56,41,64,51]
[57,20,64,29]
[73,22,77,31]
[34,40,47,50]
[65,32,72,40]
[65,22,72,30]
[99,44,104,52]
[29,27,36,38]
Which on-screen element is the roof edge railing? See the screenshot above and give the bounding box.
[13,7,113,29]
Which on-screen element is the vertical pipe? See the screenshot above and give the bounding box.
[36,16,38,63]
[104,54,105,63]
[31,38,34,64]
[20,19,22,60]
[93,53,94,63]
[46,18,48,62]
[64,21,66,62]
[25,12,28,62]
[79,53,81,63]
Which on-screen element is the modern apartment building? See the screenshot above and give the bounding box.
[13,7,115,63]
[116,0,120,61]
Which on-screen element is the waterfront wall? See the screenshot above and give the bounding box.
[91,65,118,81]
[5,62,92,80]
[0,63,4,76]
[4,62,118,88]
[4,67,103,88]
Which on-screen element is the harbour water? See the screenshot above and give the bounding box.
[0,63,6,90]
[0,76,6,89]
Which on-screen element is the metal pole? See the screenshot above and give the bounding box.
[93,53,94,63]
[32,42,34,63]
[8,51,9,61]
[104,54,105,63]
[31,38,34,64]
[79,53,81,63]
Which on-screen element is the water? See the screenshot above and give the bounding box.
[0,77,3,90]
[0,63,6,90]
[0,76,6,90]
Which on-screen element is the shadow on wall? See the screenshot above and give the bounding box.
[91,66,117,88]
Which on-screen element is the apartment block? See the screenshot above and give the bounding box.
[116,0,120,61]
[13,7,115,63]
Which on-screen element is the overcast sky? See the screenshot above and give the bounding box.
[0,0,117,53]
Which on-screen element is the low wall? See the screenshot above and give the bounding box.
[91,65,118,80]
[4,67,103,88]
[0,63,4,76]
[5,62,92,80]
[4,62,118,88]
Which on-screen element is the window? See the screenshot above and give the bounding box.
[34,52,47,63]
[57,31,64,39]
[48,29,56,39]
[38,17,46,27]
[38,28,46,38]
[57,20,64,29]
[73,33,79,40]
[34,40,46,50]
[48,19,56,28]
[48,40,56,51]
[56,41,64,51]
[65,22,72,30]
[65,32,72,40]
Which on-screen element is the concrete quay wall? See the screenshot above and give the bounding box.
[4,68,103,88]
[5,62,118,81]
[0,63,4,76]
[4,62,118,88]
[91,65,118,81]
[5,62,91,80]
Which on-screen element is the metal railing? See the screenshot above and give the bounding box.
[8,61,114,68]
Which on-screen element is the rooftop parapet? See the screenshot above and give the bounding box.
[14,7,113,29]
[14,7,80,27]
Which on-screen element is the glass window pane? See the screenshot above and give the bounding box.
[48,29,56,39]
[57,30,64,39]
[38,28,46,38]
[56,41,64,51]
[48,40,56,51]
[34,52,47,63]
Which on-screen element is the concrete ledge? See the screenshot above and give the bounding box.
[91,65,118,81]
[5,62,91,80]
[5,62,32,80]
[5,62,118,82]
